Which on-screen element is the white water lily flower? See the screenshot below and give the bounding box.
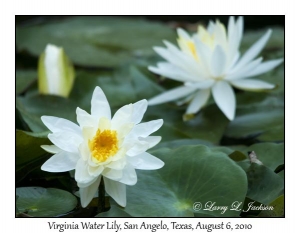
[38,44,75,97]
[40,86,164,207]
[148,16,283,120]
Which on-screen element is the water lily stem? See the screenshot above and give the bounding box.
[98,177,105,213]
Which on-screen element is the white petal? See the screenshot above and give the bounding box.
[111,104,133,130]
[139,136,161,149]
[75,159,95,184]
[91,86,111,119]
[41,151,79,172]
[132,99,148,124]
[119,163,137,185]
[104,178,126,207]
[226,57,263,80]
[148,86,196,105]
[186,89,211,115]
[76,107,97,128]
[79,176,101,208]
[48,131,82,153]
[234,29,271,70]
[127,152,164,170]
[230,79,275,91]
[41,116,81,135]
[102,168,122,181]
[246,58,283,78]
[88,165,104,177]
[41,145,61,154]
[126,140,149,157]
[129,119,163,138]
[177,28,191,40]
[106,158,126,170]
[162,41,207,78]
[184,80,215,89]
[149,63,202,82]
[210,45,227,77]
[212,81,236,121]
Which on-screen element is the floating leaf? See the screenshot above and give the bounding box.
[105,145,247,217]
[16,187,77,217]
[16,17,176,68]
[225,95,284,141]
[258,195,284,217]
[16,70,36,95]
[240,143,284,171]
[16,130,49,168]
[17,94,78,132]
[246,163,284,205]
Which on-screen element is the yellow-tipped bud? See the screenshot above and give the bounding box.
[38,44,75,97]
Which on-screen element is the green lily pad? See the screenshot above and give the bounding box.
[16,16,176,68]
[107,145,247,217]
[258,195,284,217]
[246,163,284,205]
[70,66,164,112]
[240,143,284,171]
[16,130,50,168]
[16,94,78,132]
[16,70,36,95]
[16,187,78,217]
[145,104,229,144]
[225,95,284,141]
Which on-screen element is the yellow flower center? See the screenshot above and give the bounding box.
[89,129,118,162]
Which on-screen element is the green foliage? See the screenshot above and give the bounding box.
[16,17,176,68]
[101,145,247,217]
[16,187,77,217]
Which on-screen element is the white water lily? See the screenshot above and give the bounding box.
[38,44,75,97]
[40,86,164,207]
[148,16,283,120]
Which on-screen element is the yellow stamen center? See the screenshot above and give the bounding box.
[89,129,118,162]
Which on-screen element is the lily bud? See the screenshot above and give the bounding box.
[38,44,75,97]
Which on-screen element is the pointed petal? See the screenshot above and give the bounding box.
[104,178,126,207]
[129,119,163,138]
[127,152,164,170]
[246,58,283,78]
[91,86,111,119]
[88,164,104,177]
[184,80,215,89]
[41,145,61,154]
[234,29,272,70]
[41,151,79,172]
[186,89,211,115]
[212,81,236,121]
[230,79,275,91]
[177,28,191,40]
[41,116,81,135]
[111,104,133,131]
[75,159,95,184]
[79,176,101,208]
[148,86,196,105]
[139,136,161,149]
[76,107,97,128]
[119,163,137,185]
[48,131,82,153]
[149,63,200,82]
[132,99,147,124]
[210,45,227,77]
[102,168,122,181]
[226,57,263,80]
[126,140,150,157]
